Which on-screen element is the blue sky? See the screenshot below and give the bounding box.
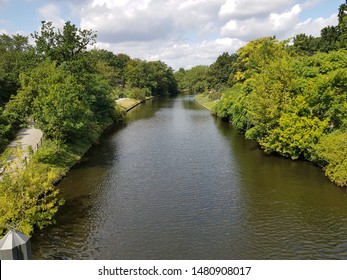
[0,0,344,69]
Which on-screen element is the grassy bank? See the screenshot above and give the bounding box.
[195,93,217,111]
[116,97,153,111]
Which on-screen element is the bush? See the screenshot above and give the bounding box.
[314,131,347,186]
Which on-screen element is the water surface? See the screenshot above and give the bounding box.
[32,96,347,259]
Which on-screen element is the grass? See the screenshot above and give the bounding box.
[195,93,217,111]
[116,98,141,111]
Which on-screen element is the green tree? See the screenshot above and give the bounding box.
[90,50,131,87]
[315,131,347,186]
[319,25,340,52]
[338,0,347,47]
[209,52,238,90]
[260,113,329,159]
[0,147,63,236]
[175,65,210,95]
[125,59,177,96]
[0,34,36,105]
[5,61,93,141]
[32,21,96,63]
[293,33,319,55]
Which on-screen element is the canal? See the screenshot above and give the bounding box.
[32,96,347,259]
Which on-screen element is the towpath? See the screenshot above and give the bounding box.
[0,122,43,175]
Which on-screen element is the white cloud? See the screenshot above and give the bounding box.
[291,13,338,37]
[80,0,175,42]
[219,0,295,19]
[71,0,341,69]
[221,4,302,41]
[37,3,65,29]
[94,36,245,70]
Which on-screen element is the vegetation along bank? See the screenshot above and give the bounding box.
[181,2,347,188]
[0,21,177,237]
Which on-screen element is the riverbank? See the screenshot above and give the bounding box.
[195,93,217,111]
[116,96,153,111]
[195,94,346,188]
[0,97,151,237]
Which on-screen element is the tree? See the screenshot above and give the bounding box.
[245,51,293,141]
[5,61,93,141]
[209,52,238,90]
[32,21,96,63]
[260,113,329,159]
[174,65,210,95]
[0,147,63,236]
[0,34,36,105]
[293,33,319,55]
[91,50,131,87]
[125,59,177,96]
[319,25,340,52]
[315,131,347,186]
[338,0,347,47]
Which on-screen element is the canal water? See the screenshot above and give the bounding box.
[32,96,347,259]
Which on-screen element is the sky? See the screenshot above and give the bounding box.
[0,0,344,70]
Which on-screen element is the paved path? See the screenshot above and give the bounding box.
[8,122,43,154]
[0,122,43,175]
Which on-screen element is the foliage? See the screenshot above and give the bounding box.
[0,108,16,151]
[260,113,329,160]
[209,52,238,90]
[292,1,347,54]
[90,50,131,87]
[126,87,147,101]
[125,59,177,96]
[174,65,210,95]
[32,21,96,64]
[5,61,94,141]
[0,34,36,105]
[0,147,63,236]
[213,32,347,186]
[315,131,347,186]
[293,34,320,55]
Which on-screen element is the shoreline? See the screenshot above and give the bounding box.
[194,94,216,111]
[195,94,343,188]
[116,96,153,111]
[0,96,153,237]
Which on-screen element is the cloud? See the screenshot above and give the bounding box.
[219,0,296,19]
[72,0,341,69]
[94,36,245,70]
[37,3,65,28]
[292,13,338,37]
[221,4,302,41]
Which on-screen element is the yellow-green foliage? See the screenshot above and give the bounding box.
[0,135,107,237]
[214,39,347,186]
[260,113,329,160]
[0,147,64,237]
[315,131,347,187]
[195,93,216,111]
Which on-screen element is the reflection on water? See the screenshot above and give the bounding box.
[32,96,347,259]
